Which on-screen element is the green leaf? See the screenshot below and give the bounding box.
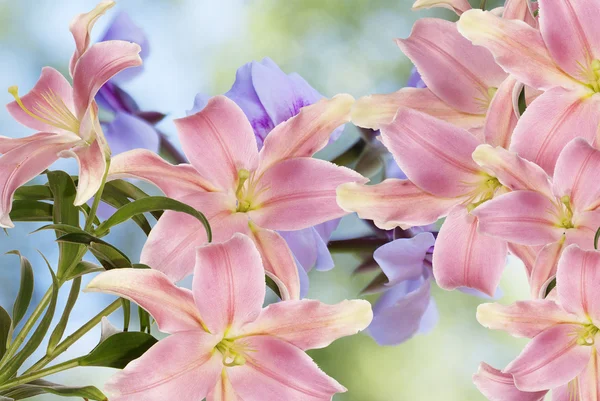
[518,87,527,116]
[64,261,104,281]
[0,306,11,359]
[0,395,13,401]
[9,201,53,223]
[122,299,131,332]
[30,223,88,236]
[99,188,152,236]
[595,225,600,250]
[80,331,157,369]
[47,171,83,280]
[6,251,34,329]
[56,233,132,270]
[47,277,81,352]
[265,275,282,299]
[13,185,53,201]
[138,307,151,334]
[94,196,212,241]
[103,180,163,219]
[1,379,106,401]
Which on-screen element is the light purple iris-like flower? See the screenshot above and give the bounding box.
[190,58,345,296]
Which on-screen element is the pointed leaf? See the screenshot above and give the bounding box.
[138,306,151,334]
[6,251,34,329]
[122,299,131,332]
[98,188,152,235]
[64,261,104,281]
[47,277,81,352]
[9,201,53,223]
[13,185,53,201]
[103,179,163,219]
[1,379,106,400]
[55,233,132,270]
[0,306,11,359]
[79,331,157,369]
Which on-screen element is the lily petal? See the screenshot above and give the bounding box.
[554,138,600,213]
[351,88,484,131]
[258,94,354,173]
[104,331,222,401]
[472,191,564,246]
[380,107,481,198]
[60,140,106,206]
[483,75,519,149]
[397,18,506,114]
[433,206,507,296]
[537,0,600,80]
[207,371,242,401]
[557,245,600,327]
[72,40,142,119]
[472,144,553,198]
[193,234,265,335]
[69,0,115,74]
[108,149,218,198]
[474,362,548,401]
[249,226,300,301]
[503,0,538,27]
[411,0,471,15]
[337,179,460,230]
[510,88,600,175]
[85,268,204,333]
[508,243,541,277]
[506,324,592,391]
[578,347,600,401]
[237,299,372,350]
[249,157,366,231]
[6,67,74,134]
[530,241,565,299]
[457,10,577,91]
[0,132,57,154]
[374,232,435,286]
[174,96,259,191]
[227,336,346,401]
[0,133,76,228]
[567,210,600,250]
[477,300,579,338]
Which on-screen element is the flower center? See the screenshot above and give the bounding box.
[557,195,575,230]
[577,324,599,346]
[586,59,600,93]
[465,174,503,212]
[8,86,80,134]
[215,338,248,367]
[235,169,256,213]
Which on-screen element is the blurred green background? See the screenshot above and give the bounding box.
[0,0,533,400]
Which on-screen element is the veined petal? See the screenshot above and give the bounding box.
[472,191,564,246]
[411,0,471,15]
[108,149,218,198]
[258,94,354,173]
[397,19,507,114]
[557,245,600,327]
[72,41,142,119]
[530,241,565,299]
[336,179,461,230]
[567,210,600,250]
[554,138,600,213]
[140,192,248,282]
[104,331,222,401]
[380,107,482,198]
[506,324,592,391]
[60,139,106,206]
[207,370,243,401]
[6,67,74,134]
[503,0,538,27]
[374,232,435,286]
[510,88,600,175]
[236,299,372,350]
[249,158,367,231]
[457,10,578,91]
[578,348,600,401]
[432,206,507,296]
[538,0,600,80]
[86,269,204,333]
[249,227,300,301]
[193,234,265,335]
[508,243,541,277]
[69,0,115,74]
[175,96,258,191]
[472,145,553,198]
[483,75,519,149]
[227,336,346,401]
[351,88,484,131]
[474,363,548,401]
[0,132,57,154]
[477,300,579,338]
[0,133,76,228]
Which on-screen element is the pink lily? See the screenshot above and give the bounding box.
[108,94,365,299]
[473,362,548,401]
[0,1,141,228]
[411,0,472,15]
[476,245,600,398]
[473,138,600,296]
[85,234,373,401]
[351,18,509,132]
[337,106,550,296]
[458,0,600,174]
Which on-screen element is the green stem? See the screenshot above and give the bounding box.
[480,0,487,9]
[84,158,111,232]
[24,299,121,374]
[0,357,82,391]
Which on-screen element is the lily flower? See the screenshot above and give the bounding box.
[473,362,548,401]
[0,1,142,228]
[458,0,600,174]
[473,138,600,296]
[337,107,552,296]
[86,234,372,401]
[108,94,366,299]
[476,245,600,398]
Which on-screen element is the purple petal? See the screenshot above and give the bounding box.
[102,112,160,156]
[368,269,432,346]
[385,155,407,179]
[407,66,427,89]
[313,229,335,272]
[278,228,318,273]
[373,232,436,286]
[313,218,341,243]
[187,93,211,116]
[417,298,439,334]
[96,82,140,114]
[100,11,149,83]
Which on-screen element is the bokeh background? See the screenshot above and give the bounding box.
[0,0,533,400]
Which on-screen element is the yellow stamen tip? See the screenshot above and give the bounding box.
[8,86,19,97]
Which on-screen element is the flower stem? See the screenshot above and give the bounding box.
[84,158,111,232]
[24,299,121,374]
[480,0,487,9]
[0,357,83,391]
